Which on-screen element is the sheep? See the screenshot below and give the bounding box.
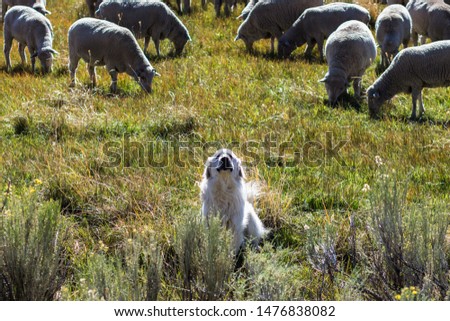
[406,0,442,45]
[235,0,323,54]
[426,2,450,41]
[3,5,57,73]
[1,0,49,20]
[387,0,408,5]
[214,0,235,17]
[367,40,450,120]
[238,0,258,19]
[85,0,103,17]
[320,20,377,105]
[96,0,191,57]
[68,17,159,93]
[375,4,412,69]
[278,2,370,60]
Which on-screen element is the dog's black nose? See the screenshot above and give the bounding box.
[217,155,233,171]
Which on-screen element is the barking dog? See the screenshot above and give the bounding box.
[200,149,266,253]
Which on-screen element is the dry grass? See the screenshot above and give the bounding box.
[1,0,449,300]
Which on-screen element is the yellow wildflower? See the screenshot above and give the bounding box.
[412,290,418,295]
[395,294,401,300]
[34,178,43,185]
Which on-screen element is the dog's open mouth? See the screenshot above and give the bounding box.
[217,156,233,172]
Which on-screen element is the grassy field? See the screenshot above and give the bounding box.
[1,0,449,300]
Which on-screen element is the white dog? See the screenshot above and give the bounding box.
[200,149,267,253]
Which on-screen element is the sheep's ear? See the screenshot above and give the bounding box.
[50,49,59,55]
[319,77,328,83]
[153,69,161,77]
[30,52,38,58]
[43,9,51,15]
[234,35,241,41]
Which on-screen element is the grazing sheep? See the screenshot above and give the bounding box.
[320,20,377,104]
[406,0,442,45]
[3,5,57,73]
[68,18,159,93]
[375,4,412,69]
[85,0,103,17]
[426,2,450,41]
[367,40,450,120]
[278,2,370,60]
[2,0,49,20]
[96,0,191,56]
[235,0,323,54]
[238,0,258,19]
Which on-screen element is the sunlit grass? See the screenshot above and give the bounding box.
[0,0,449,300]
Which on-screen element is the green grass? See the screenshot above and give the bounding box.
[0,0,449,301]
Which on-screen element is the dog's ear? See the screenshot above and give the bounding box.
[238,165,245,179]
[203,165,211,179]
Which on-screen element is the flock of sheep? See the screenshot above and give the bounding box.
[2,0,450,119]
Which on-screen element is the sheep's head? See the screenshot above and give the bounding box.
[32,3,51,15]
[319,73,348,105]
[173,32,191,56]
[367,86,383,119]
[136,66,160,94]
[277,39,296,59]
[33,48,58,73]
[235,22,258,52]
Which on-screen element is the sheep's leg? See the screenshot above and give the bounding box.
[214,0,221,17]
[410,88,421,120]
[31,53,36,73]
[18,43,27,65]
[418,90,425,118]
[412,31,418,46]
[353,78,361,98]
[109,69,118,93]
[88,65,97,87]
[317,38,324,62]
[270,37,275,55]
[144,35,151,55]
[153,38,160,57]
[419,35,427,45]
[224,2,231,17]
[202,0,207,10]
[68,56,80,87]
[1,3,7,21]
[4,35,13,72]
[403,38,409,49]
[304,40,315,59]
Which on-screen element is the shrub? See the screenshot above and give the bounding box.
[63,232,163,300]
[173,211,235,300]
[0,190,69,300]
[361,169,449,300]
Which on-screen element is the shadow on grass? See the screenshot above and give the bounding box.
[70,83,144,98]
[323,91,363,112]
[387,114,450,128]
[145,50,186,63]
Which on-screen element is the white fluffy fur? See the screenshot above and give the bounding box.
[200,149,266,252]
